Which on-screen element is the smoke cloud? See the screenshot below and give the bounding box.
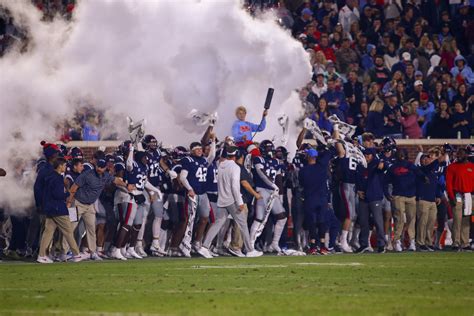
[0,0,311,214]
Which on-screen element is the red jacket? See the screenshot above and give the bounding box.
[446,161,474,200]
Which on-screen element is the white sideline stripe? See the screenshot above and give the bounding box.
[182,262,364,269]
[0,310,163,316]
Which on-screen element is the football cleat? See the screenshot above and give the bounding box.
[37,256,54,264]
[126,247,143,259]
[196,247,213,259]
[111,248,127,261]
[394,240,403,252]
[135,246,148,258]
[246,250,263,258]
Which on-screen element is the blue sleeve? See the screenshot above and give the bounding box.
[33,171,45,208]
[248,119,265,132]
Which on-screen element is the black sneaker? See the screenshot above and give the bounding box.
[377,247,386,253]
[462,247,472,252]
[452,246,461,252]
[426,246,435,252]
[355,246,370,254]
[328,246,342,254]
[418,245,429,252]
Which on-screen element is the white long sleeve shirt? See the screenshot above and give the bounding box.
[217,159,243,208]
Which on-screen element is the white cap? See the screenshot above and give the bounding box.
[402,52,411,61]
[414,80,423,87]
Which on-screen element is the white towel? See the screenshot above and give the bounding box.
[463,193,472,216]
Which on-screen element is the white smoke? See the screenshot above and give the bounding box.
[0,0,311,213]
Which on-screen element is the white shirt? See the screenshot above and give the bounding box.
[217,159,243,208]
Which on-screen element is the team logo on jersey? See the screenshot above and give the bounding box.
[467,168,472,172]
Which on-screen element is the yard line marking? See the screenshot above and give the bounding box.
[293,262,363,266]
[184,264,288,269]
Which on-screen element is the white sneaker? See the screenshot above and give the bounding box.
[72,254,86,263]
[367,246,374,253]
[135,246,147,258]
[408,240,416,251]
[150,244,167,256]
[209,248,219,257]
[394,240,403,252]
[127,247,143,259]
[37,256,54,264]
[246,250,263,258]
[340,242,353,253]
[228,248,245,257]
[196,247,213,259]
[386,241,394,251]
[267,242,282,253]
[90,252,104,261]
[111,248,127,261]
[122,247,133,259]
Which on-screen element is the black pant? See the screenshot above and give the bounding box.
[358,200,385,248]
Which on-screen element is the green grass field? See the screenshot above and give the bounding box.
[1,253,473,315]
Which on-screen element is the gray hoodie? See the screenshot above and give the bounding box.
[217,159,243,208]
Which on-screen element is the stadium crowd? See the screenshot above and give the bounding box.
[1,1,474,263]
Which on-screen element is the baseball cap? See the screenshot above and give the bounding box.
[226,146,239,157]
[305,148,318,158]
[415,70,423,77]
[414,80,423,87]
[97,159,107,168]
[301,8,313,16]
[402,52,411,61]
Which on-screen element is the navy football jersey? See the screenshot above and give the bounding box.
[127,161,148,191]
[65,169,81,184]
[252,156,279,190]
[337,156,358,184]
[181,155,209,195]
[147,149,162,187]
[206,161,218,194]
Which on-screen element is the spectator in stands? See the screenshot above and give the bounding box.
[451,56,474,89]
[366,98,385,138]
[322,77,348,116]
[312,98,333,133]
[311,73,327,99]
[429,100,451,139]
[343,70,363,116]
[369,55,391,88]
[382,92,402,138]
[417,92,435,137]
[354,100,369,135]
[335,37,358,75]
[292,7,313,37]
[432,81,449,106]
[312,51,327,76]
[395,81,408,105]
[366,82,381,105]
[383,42,399,71]
[339,0,360,34]
[314,35,336,63]
[391,52,411,75]
[400,99,422,139]
[451,100,472,139]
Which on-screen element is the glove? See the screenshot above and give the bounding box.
[167,170,178,180]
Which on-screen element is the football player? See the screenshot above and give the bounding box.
[249,140,287,253]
